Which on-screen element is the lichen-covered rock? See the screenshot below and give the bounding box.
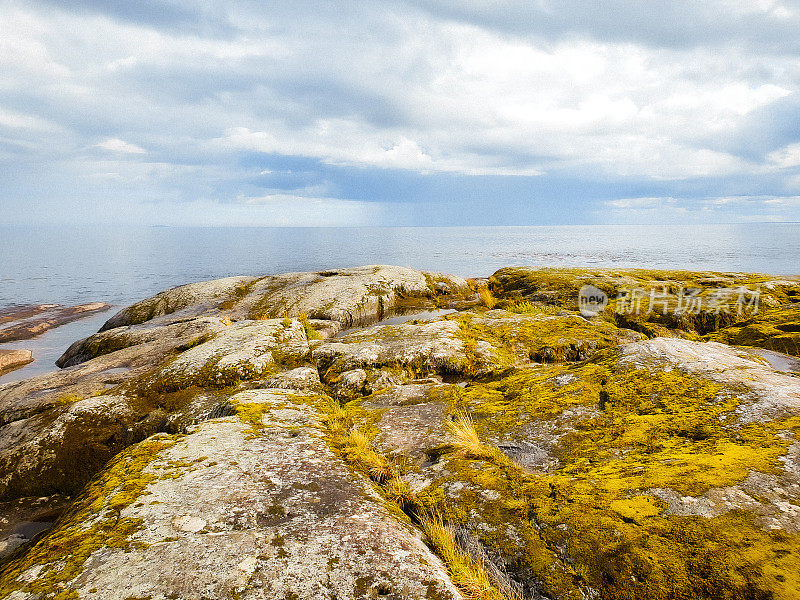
[313,319,497,386]
[152,319,309,391]
[709,303,800,357]
[238,265,455,326]
[57,315,228,367]
[382,337,800,599]
[100,276,257,330]
[3,265,800,600]
[490,266,800,337]
[0,394,151,500]
[0,390,462,600]
[458,309,645,363]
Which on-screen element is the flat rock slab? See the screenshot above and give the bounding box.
[0,351,32,375]
[0,303,111,343]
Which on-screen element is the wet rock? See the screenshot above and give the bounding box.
[0,350,33,375]
[0,303,111,343]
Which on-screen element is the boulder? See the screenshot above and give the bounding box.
[57,315,228,368]
[152,319,309,391]
[313,318,496,386]
[99,276,257,330]
[234,265,453,326]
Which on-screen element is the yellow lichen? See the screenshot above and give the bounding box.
[0,436,177,599]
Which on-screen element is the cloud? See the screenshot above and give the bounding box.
[768,143,800,168]
[94,138,147,154]
[601,195,800,224]
[1,0,800,225]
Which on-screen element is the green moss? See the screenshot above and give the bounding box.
[710,303,800,357]
[449,310,636,367]
[0,435,177,599]
[298,313,322,340]
[430,357,800,600]
[490,267,798,339]
[217,278,261,311]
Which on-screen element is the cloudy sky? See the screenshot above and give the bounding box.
[2,0,800,226]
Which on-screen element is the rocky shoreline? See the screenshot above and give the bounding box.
[0,303,112,379]
[0,265,798,599]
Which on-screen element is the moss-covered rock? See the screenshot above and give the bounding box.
[490,266,800,338]
[402,338,800,600]
[148,319,310,392]
[0,390,462,600]
[100,276,257,330]
[710,303,800,357]
[2,265,800,600]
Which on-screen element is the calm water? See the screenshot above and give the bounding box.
[2,223,799,309]
[1,223,798,382]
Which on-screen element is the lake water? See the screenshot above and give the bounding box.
[2,223,799,309]
[1,223,798,382]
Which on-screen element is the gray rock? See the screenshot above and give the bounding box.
[100,276,257,330]
[0,390,462,600]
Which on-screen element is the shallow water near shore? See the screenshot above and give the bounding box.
[2,223,799,309]
[1,223,798,384]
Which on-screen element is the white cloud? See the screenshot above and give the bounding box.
[602,195,800,223]
[94,138,147,154]
[2,0,800,224]
[768,143,800,168]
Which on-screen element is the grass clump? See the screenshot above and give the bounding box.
[446,412,515,469]
[478,289,497,309]
[421,515,519,600]
[298,312,322,340]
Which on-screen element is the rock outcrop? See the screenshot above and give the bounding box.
[0,303,111,343]
[0,265,798,600]
[0,352,32,376]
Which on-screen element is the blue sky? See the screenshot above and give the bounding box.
[2,0,800,226]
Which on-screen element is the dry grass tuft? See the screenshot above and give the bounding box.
[446,412,517,467]
[478,288,497,309]
[421,514,518,600]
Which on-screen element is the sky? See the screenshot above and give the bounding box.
[2,1,800,226]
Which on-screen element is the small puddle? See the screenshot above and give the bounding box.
[750,348,800,374]
[335,308,457,338]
